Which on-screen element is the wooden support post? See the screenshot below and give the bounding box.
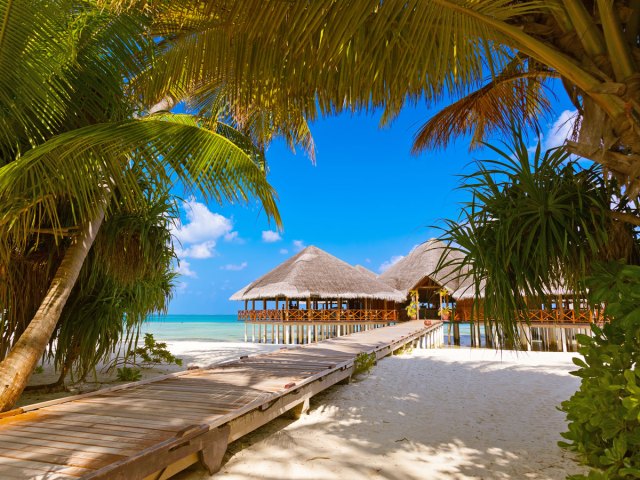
[198,425,231,475]
[285,398,310,420]
[252,324,255,343]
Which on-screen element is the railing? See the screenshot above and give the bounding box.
[522,309,603,324]
[238,309,398,323]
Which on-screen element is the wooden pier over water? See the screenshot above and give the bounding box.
[0,320,442,480]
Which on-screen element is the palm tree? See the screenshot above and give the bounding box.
[109,0,640,203]
[0,3,284,411]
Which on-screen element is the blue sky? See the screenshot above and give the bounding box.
[168,86,577,314]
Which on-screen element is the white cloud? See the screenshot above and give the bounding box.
[378,255,404,273]
[171,199,233,245]
[175,260,197,278]
[540,109,578,151]
[177,241,217,259]
[279,248,289,255]
[224,231,239,242]
[293,240,306,252]
[220,262,248,271]
[261,230,282,243]
[171,199,238,277]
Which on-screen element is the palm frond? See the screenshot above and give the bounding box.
[412,60,556,152]
[0,114,280,259]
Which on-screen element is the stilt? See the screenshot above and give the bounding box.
[252,324,255,343]
[244,323,247,343]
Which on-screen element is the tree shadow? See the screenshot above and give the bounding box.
[177,351,586,480]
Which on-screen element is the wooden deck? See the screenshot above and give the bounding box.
[0,320,441,480]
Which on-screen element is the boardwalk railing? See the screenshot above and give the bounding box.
[238,308,398,323]
[522,309,602,324]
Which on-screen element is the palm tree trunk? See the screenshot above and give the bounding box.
[0,207,105,412]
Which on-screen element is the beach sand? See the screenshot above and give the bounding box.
[174,347,585,480]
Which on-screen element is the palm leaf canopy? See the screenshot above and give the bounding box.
[100,0,640,189]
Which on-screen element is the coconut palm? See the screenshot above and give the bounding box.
[104,0,639,202]
[0,2,284,411]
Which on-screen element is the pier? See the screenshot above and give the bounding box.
[0,320,442,480]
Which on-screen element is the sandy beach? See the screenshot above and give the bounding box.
[170,347,586,480]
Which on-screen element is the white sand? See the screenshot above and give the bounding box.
[176,348,585,480]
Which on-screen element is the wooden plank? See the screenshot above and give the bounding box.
[44,404,207,424]
[27,420,169,440]
[0,456,92,476]
[0,433,139,456]
[0,440,122,470]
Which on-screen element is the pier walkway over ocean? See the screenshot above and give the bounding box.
[0,320,442,480]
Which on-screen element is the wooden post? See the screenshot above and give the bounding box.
[243,300,248,342]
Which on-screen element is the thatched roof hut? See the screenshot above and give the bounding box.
[378,238,475,299]
[230,246,405,302]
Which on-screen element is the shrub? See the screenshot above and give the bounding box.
[353,352,376,375]
[131,333,183,367]
[116,366,142,382]
[559,262,640,479]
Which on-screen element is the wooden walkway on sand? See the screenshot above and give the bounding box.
[0,320,443,480]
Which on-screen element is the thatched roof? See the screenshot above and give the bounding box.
[378,238,477,299]
[354,265,378,279]
[230,246,405,302]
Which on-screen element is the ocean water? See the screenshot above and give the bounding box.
[141,315,245,342]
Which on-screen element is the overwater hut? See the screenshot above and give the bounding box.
[378,239,470,321]
[230,246,405,344]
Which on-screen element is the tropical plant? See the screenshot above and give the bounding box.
[406,290,419,319]
[438,131,639,345]
[559,262,640,479]
[109,333,183,372]
[28,186,180,391]
[353,352,377,376]
[0,2,284,411]
[104,0,640,203]
[116,367,142,382]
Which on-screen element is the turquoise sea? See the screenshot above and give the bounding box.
[141,315,245,342]
[142,315,483,346]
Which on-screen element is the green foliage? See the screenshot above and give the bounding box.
[48,187,178,382]
[353,352,376,376]
[33,366,44,375]
[130,334,182,368]
[559,262,640,479]
[116,366,142,382]
[393,345,414,356]
[438,131,638,346]
[405,290,418,319]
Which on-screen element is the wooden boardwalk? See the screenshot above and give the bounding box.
[0,320,442,480]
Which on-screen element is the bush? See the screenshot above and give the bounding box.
[131,333,183,367]
[354,352,377,375]
[559,262,640,479]
[116,366,142,382]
